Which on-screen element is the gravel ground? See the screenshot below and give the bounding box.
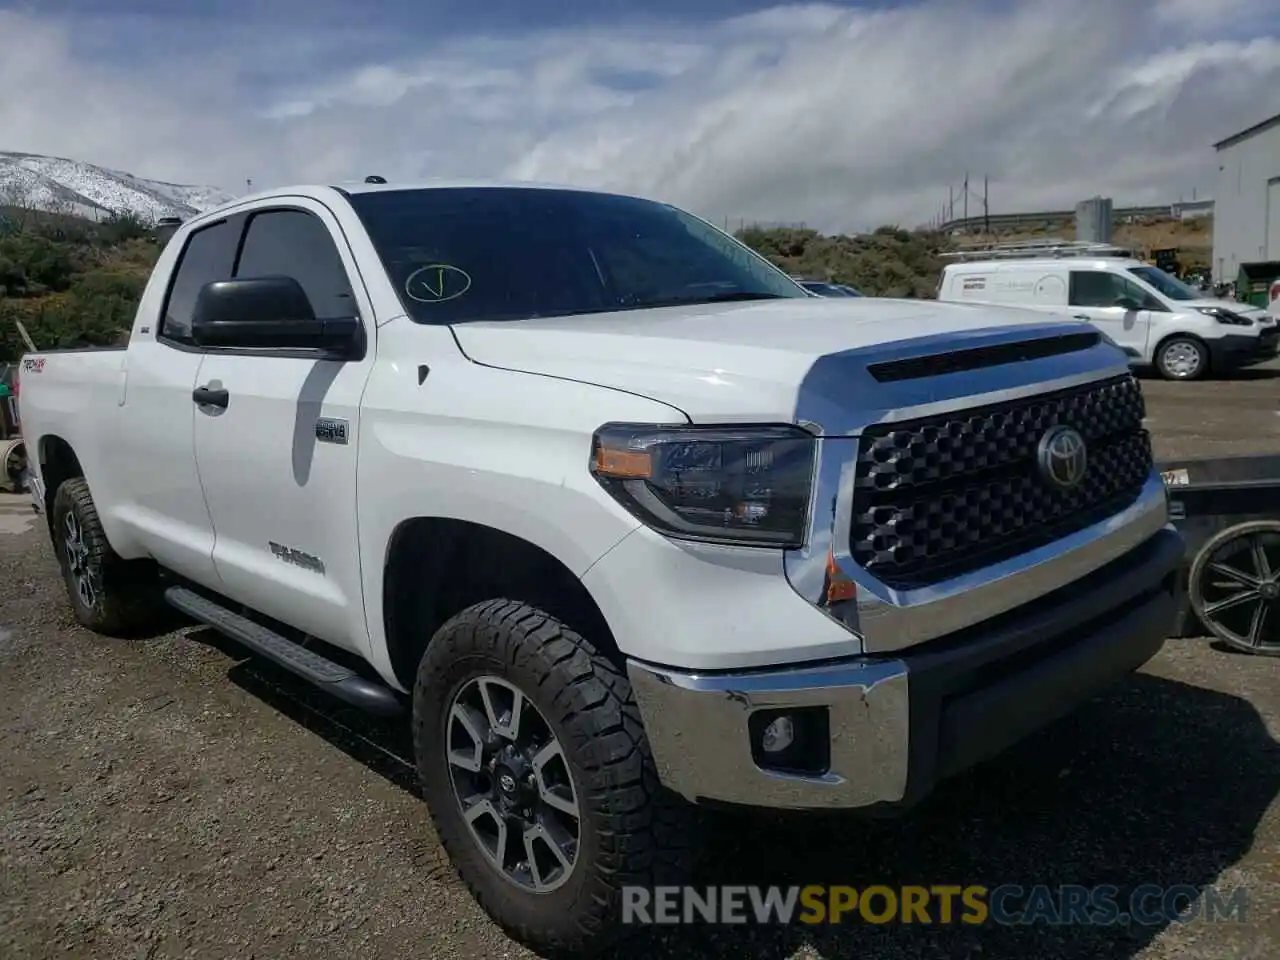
[3,361,1280,960]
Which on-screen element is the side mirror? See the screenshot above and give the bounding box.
[190,276,363,358]
[1114,296,1142,312]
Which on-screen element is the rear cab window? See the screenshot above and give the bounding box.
[159,220,239,344]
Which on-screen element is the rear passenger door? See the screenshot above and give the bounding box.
[191,201,377,655]
[1067,270,1156,359]
[111,217,240,587]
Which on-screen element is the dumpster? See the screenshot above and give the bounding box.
[1235,260,1280,309]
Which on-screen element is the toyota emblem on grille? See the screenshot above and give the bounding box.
[1037,426,1088,490]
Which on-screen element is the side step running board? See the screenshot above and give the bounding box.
[164,586,405,717]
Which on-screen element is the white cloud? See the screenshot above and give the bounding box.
[2,0,1279,232]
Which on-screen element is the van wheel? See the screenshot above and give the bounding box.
[50,478,164,636]
[1155,336,1209,381]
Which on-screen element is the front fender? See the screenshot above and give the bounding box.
[355,351,687,688]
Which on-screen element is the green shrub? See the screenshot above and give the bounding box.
[0,214,158,359]
[736,224,952,299]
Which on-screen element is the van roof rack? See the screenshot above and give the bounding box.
[939,238,1138,263]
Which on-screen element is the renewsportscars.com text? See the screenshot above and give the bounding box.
[621,884,1248,927]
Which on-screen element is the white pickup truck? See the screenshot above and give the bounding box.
[17,180,1183,954]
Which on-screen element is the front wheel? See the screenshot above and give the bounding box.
[1155,336,1209,381]
[413,599,693,956]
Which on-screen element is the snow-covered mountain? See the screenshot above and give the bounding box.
[0,151,238,222]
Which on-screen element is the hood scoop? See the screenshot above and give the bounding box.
[867,331,1101,383]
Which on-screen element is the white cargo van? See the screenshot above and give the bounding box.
[937,241,1278,380]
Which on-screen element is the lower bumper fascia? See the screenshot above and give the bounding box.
[627,526,1184,811]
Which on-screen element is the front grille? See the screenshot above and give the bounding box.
[850,374,1152,589]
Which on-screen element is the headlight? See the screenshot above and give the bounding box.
[1196,306,1252,326]
[590,423,817,547]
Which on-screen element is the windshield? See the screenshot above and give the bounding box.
[1127,265,1200,301]
[347,187,808,324]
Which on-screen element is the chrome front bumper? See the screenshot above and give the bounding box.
[628,525,1183,811]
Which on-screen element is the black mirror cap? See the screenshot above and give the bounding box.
[192,276,316,328]
[190,276,364,358]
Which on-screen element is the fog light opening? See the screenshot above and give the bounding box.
[748,706,831,776]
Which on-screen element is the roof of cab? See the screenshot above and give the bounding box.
[332,177,613,195]
[185,178,656,228]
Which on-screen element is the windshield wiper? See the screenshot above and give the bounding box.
[633,292,790,308]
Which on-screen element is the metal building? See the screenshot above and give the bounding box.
[1212,111,1280,282]
[1074,196,1114,244]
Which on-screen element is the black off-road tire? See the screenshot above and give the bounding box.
[50,478,165,637]
[413,598,695,957]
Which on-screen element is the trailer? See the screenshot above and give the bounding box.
[1160,454,1280,654]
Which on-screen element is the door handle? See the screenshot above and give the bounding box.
[1072,314,1091,321]
[192,384,229,408]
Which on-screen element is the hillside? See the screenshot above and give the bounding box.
[737,214,1215,294]
[953,215,1214,271]
[0,152,235,222]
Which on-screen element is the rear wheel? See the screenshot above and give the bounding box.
[1155,336,1209,381]
[413,599,693,956]
[50,478,164,636]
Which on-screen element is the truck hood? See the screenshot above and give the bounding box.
[450,297,1076,421]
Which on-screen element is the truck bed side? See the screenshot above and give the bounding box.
[17,349,129,515]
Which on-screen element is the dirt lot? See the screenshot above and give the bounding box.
[3,362,1280,960]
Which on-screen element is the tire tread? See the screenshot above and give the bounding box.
[412,598,694,956]
[51,478,163,637]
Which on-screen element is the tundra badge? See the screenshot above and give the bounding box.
[268,542,326,574]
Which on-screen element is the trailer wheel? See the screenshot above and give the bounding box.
[1188,520,1280,655]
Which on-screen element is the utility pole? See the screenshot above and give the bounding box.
[948,185,954,223]
[983,175,990,233]
[246,178,253,194]
[963,172,969,223]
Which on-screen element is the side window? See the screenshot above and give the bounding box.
[159,220,238,343]
[1069,271,1119,307]
[235,209,356,319]
[1070,271,1158,309]
[1117,276,1163,310]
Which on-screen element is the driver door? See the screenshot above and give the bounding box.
[1067,270,1157,360]
[190,201,376,655]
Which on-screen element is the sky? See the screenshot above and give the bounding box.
[2,0,1280,232]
